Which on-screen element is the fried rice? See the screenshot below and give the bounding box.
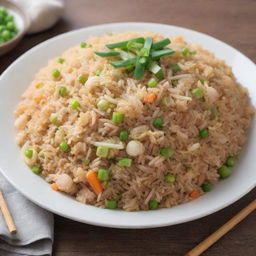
[14,32,254,211]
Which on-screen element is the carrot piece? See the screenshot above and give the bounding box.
[190,190,201,200]
[142,93,157,103]
[86,170,103,195]
[51,183,59,191]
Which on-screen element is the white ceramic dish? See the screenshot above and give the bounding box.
[0,22,255,229]
[0,0,29,56]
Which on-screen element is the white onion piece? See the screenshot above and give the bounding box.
[126,140,145,156]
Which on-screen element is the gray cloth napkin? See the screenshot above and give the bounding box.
[0,172,54,256]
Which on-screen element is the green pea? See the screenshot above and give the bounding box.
[1,30,11,41]
[31,165,42,175]
[201,182,213,192]
[52,69,61,79]
[5,14,14,22]
[106,199,117,209]
[0,7,8,16]
[60,141,70,152]
[226,156,236,167]
[218,165,231,179]
[164,173,176,183]
[199,128,209,139]
[149,200,159,210]
[7,21,15,31]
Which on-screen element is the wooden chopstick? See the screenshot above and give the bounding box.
[185,199,256,256]
[0,190,17,234]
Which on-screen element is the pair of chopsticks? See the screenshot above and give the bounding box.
[0,190,17,234]
[185,199,256,256]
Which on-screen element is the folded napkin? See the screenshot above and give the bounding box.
[0,172,54,256]
[12,0,66,34]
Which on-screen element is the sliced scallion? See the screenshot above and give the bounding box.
[148,61,164,79]
[110,58,136,68]
[152,38,171,50]
[95,51,120,57]
[151,48,175,60]
[106,37,145,49]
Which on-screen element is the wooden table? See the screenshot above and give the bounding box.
[1,0,256,255]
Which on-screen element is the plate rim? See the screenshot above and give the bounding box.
[0,22,255,229]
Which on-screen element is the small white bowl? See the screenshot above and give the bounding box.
[0,0,29,56]
[0,22,255,228]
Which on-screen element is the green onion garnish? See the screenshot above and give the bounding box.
[110,58,136,68]
[95,51,120,57]
[96,146,109,158]
[112,112,124,124]
[192,88,204,99]
[152,38,171,50]
[133,57,145,79]
[147,78,158,87]
[96,69,102,76]
[97,169,110,181]
[151,48,175,60]
[106,199,117,209]
[118,158,133,167]
[96,37,175,80]
[106,37,145,49]
[148,61,164,79]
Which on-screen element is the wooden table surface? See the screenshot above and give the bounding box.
[1,0,256,255]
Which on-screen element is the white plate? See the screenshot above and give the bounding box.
[0,22,255,229]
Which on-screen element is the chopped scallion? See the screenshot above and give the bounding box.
[148,61,164,79]
[192,88,204,99]
[112,112,124,124]
[106,37,145,49]
[97,99,110,111]
[133,56,145,79]
[110,58,136,68]
[147,78,158,87]
[96,69,102,76]
[118,158,132,167]
[152,38,171,50]
[106,199,117,209]
[95,51,120,57]
[97,169,110,181]
[151,48,175,60]
[96,146,109,158]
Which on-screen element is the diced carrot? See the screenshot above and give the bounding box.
[142,93,157,103]
[189,190,201,200]
[86,170,103,195]
[51,183,59,191]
